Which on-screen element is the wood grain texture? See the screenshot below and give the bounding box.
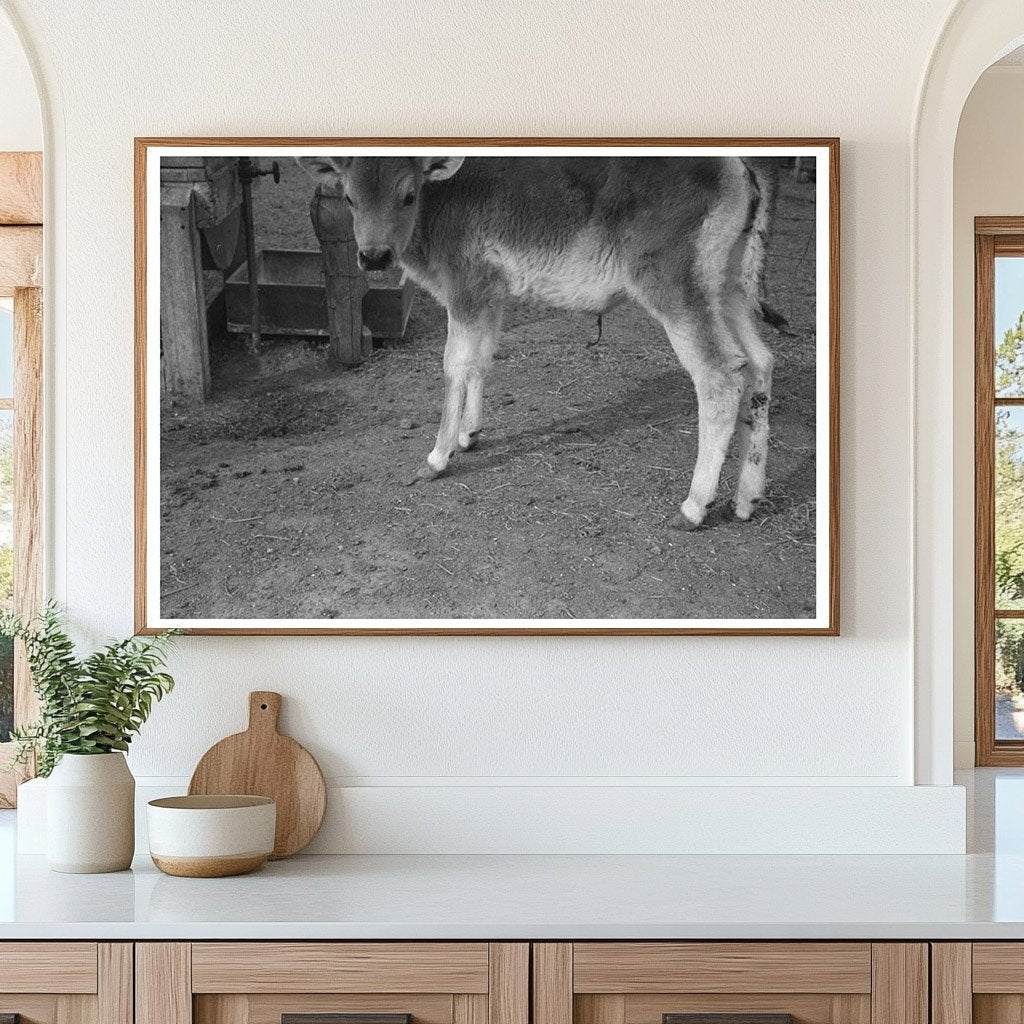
[931,945,972,1024]
[534,944,572,1024]
[973,995,1024,1024]
[576,996,626,1024]
[971,944,1024,992]
[0,226,41,295]
[0,153,42,225]
[573,943,871,994]
[282,1015,410,1024]
[136,943,192,1024]
[976,229,998,765]
[98,945,133,1024]
[14,286,43,727]
[488,944,528,1024]
[454,994,487,1024]
[0,943,97,993]
[191,943,489,994]
[243,994,450,1024]
[188,690,326,858]
[624,994,867,1024]
[869,945,927,1024]
[134,135,840,637]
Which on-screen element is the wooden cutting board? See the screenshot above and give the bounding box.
[188,691,326,859]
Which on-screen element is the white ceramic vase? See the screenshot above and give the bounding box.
[46,752,135,873]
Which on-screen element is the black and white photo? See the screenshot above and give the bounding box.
[136,140,838,634]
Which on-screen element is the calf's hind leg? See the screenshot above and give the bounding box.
[729,296,774,521]
[661,313,747,530]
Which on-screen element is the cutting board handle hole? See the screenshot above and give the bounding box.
[260,703,268,710]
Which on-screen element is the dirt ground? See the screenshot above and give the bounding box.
[159,161,819,621]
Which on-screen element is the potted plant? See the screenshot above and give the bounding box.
[2,603,178,873]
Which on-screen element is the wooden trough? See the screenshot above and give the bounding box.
[224,249,415,344]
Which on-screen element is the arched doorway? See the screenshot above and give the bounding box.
[914,0,1024,785]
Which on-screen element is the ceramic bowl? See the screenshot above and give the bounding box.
[147,795,276,877]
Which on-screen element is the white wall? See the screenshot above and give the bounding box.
[0,0,975,851]
[0,9,39,151]
[952,64,1024,767]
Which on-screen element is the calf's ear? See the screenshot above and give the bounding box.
[421,156,465,181]
[295,156,352,179]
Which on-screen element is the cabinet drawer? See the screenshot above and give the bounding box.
[534,944,926,1024]
[139,943,528,1024]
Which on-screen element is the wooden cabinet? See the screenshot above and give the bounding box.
[0,943,132,1024]
[136,944,528,1024]
[532,944,929,1024]
[932,943,1024,1024]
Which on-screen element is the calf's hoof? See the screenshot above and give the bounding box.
[668,510,701,532]
[458,430,480,452]
[402,463,444,486]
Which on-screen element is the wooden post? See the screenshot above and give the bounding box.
[310,186,370,366]
[160,184,211,401]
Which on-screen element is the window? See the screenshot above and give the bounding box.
[0,150,43,806]
[976,219,1024,764]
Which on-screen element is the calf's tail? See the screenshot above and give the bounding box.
[739,158,789,331]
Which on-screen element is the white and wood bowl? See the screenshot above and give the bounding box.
[147,795,276,877]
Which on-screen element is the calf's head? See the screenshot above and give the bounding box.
[297,155,465,272]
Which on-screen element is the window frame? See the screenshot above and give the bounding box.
[0,151,43,807]
[975,217,1024,765]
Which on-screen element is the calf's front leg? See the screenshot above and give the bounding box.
[415,310,491,482]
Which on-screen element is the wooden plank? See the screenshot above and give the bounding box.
[489,944,528,1024]
[0,943,97,993]
[160,186,210,400]
[870,945,927,1024]
[932,944,972,1024]
[974,995,1024,1024]
[0,998,58,1024]
[136,943,192,1024]
[0,153,42,225]
[534,945,572,1024]
[453,995,486,1024]
[98,945,133,1024]
[0,226,42,295]
[191,943,489,994]
[14,286,43,731]
[576,996,625,1024]
[573,943,872,994]
[195,995,248,1024]
[57,993,95,1024]
[972,944,1024,992]
[242,997,452,1024]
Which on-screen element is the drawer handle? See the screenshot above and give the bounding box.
[664,1016,794,1024]
[283,1016,411,1024]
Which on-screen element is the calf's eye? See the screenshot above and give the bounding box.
[402,192,416,207]
[343,194,354,207]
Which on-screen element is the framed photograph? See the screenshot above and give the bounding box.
[135,137,839,636]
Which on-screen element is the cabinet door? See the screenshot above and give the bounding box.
[939,943,1024,1024]
[0,943,131,1024]
[533,944,928,1024]
[137,943,528,1024]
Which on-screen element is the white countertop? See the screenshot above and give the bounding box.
[0,849,1022,940]
[1,769,1022,941]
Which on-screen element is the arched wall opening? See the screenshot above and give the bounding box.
[914,1,1024,785]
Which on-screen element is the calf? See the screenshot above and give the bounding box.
[298,154,778,529]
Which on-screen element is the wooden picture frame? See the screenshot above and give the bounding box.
[975,216,1024,765]
[135,137,840,636]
